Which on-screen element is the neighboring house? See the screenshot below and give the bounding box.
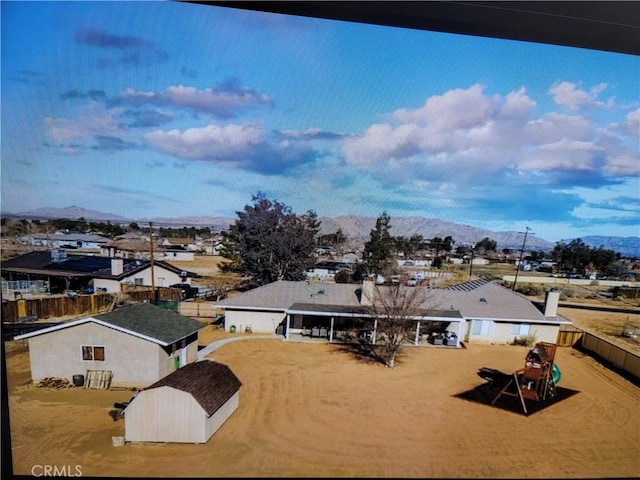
[306,261,351,280]
[20,232,110,251]
[213,279,569,346]
[162,237,198,251]
[1,250,197,294]
[161,245,195,262]
[124,360,242,444]
[100,238,163,261]
[13,302,205,387]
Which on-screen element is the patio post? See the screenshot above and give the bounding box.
[372,318,377,345]
[455,319,464,347]
[414,320,421,346]
[329,316,334,342]
[285,313,290,340]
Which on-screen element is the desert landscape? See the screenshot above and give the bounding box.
[5,313,639,479]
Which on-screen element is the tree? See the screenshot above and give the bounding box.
[362,211,395,275]
[220,192,320,286]
[551,239,591,275]
[475,237,497,254]
[362,282,434,368]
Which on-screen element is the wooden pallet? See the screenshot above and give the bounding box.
[84,370,113,389]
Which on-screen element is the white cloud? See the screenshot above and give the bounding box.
[627,107,640,129]
[144,123,263,160]
[393,84,496,130]
[525,113,592,144]
[548,81,609,110]
[519,139,603,171]
[117,83,271,118]
[343,123,423,166]
[43,102,125,143]
[497,87,536,118]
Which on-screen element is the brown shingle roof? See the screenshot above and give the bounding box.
[145,360,242,416]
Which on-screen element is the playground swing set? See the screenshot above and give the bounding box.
[477,341,562,415]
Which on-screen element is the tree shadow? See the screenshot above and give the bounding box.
[454,368,580,416]
[331,337,408,367]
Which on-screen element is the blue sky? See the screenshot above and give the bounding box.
[2,1,639,242]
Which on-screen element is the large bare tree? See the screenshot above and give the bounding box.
[361,281,436,368]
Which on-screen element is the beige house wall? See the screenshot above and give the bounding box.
[491,322,559,344]
[27,322,161,386]
[224,310,285,334]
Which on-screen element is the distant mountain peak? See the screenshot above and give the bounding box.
[4,206,638,256]
[13,206,129,222]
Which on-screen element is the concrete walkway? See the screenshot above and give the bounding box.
[197,334,281,359]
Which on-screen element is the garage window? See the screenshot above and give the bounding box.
[82,345,105,361]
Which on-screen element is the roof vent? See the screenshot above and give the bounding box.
[480,297,487,303]
[317,289,325,295]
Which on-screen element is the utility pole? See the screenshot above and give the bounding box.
[468,244,476,280]
[149,222,157,303]
[512,227,532,291]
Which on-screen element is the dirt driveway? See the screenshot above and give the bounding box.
[6,337,640,478]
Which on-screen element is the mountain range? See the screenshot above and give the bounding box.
[5,205,639,257]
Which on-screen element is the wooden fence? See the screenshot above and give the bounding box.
[1,287,181,324]
[579,331,640,380]
[556,325,584,347]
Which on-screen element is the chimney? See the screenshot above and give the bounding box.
[544,289,560,317]
[111,258,124,276]
[360,279,374,306]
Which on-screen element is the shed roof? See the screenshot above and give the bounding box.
[14,302,204,345]
[144,360,242,416]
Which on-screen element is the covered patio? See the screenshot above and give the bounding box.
[282,303,465,347]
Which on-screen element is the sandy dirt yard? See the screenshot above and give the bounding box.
[5,332,639,479]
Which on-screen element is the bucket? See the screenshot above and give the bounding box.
[72,374,85,387]
[230,325,236,333]
[112,436,125,447]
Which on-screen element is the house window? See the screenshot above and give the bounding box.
[472,320,491,336]
[134,278,143,285]
[82,346,105,361]
[511,324,531,336]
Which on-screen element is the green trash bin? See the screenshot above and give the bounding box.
[230,325,236,333]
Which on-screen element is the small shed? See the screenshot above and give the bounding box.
[124,360,242,444]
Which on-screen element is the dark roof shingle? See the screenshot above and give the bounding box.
[145,360,242,416]
[94,302,204,344]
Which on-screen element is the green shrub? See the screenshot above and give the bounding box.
[511,333,536,347]
[515,284,543,296]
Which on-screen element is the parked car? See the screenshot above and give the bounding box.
[169,283,198,299]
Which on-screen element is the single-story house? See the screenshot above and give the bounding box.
[14,302,205,387]
[161,245,195,262]
[213,279,570,347]
[1,249,197,294]
[162,237,199,251]
[100,238,162,260]
[306,261,351,280]
[124,359,242,444]
[20,232,110,251]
